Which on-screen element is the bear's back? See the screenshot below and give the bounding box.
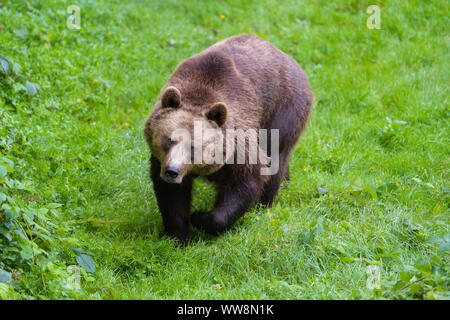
[165,35,312,129]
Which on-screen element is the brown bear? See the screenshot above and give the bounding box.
[144,34,313,242]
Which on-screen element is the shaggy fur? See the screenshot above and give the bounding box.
[144,34,313,242]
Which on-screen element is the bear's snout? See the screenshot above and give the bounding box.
[165,167,179,180]
[162,166,184,184]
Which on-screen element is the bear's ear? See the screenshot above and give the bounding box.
[161,86,181,108]
[206,102,228,127]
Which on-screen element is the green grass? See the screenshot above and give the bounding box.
[0,0,448,299]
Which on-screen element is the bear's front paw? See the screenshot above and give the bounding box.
[191,211,210,232]
[191,211,226,235]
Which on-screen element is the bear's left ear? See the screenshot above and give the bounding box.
[206,102,228,127]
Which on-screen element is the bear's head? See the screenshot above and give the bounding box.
[144,86,228,184]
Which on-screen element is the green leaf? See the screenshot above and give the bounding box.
[0,192,6,204]
[0,270,12,283]
[414,259,432,274]
[363,184,378,200]
[0,283,9,300]
[439,242,450,252]
[0,157,14,167]
[47,203,63,209]
[313,217,325,234]
[2,204,18,220]
[13,82,26,93]
[71,247,84,254]
[19,244,33,260]
[393,280,406,291]
[376,182,397,195]
[76,254,95,273]
[0,165,7,179]
[25,80,40,96]
[298,229,315,244]
[399,271,414,282]
[317,186,328,195]
[0,58,10,75]
[426,234,450,252]
[426,236,442,243]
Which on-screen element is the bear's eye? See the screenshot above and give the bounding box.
[164,137,174,151]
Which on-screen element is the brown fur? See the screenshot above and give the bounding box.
[144,34,313,242]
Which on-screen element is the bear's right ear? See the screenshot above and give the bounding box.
[161,86,181,108]
[206,102,228,127]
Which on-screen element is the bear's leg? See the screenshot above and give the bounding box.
[259,150,290,206]
[284,166,291,181]
[259,93,307,205]
[150,156,192,243]
[191,175,263,235]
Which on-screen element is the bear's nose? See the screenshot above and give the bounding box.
[165,167,179,180]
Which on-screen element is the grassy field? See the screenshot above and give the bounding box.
[0,0,448,299]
